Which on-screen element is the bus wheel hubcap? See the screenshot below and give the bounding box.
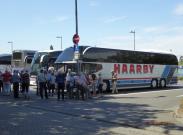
[161,80,165,87]
[152,80,157,88]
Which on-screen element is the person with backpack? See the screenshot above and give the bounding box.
[12,70,20,98]
[55,69,66,101]
[21,70,30,99]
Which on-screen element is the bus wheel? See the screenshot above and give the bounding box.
[103,81,110,93]
[151,79,158,88]
[160,79,166,88]
[102,82,107,92]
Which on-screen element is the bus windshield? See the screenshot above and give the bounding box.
[13,52,22,60]
[31,52,48,75]
[11,50,36,72]
[31,50,62,75]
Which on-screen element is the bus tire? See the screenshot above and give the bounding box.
[151,79,158,88]
[103,80,110,92]
[159,79,166,88]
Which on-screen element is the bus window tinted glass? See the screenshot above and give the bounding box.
[13,52,22,60]
[81,63,103,74]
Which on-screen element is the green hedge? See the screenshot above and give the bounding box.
[178,77,183,80]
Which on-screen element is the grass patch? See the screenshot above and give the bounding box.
[178,77,183,81]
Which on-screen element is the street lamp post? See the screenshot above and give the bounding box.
[56,36,62,50]
[130,30,136,50]
[8,41,13,52]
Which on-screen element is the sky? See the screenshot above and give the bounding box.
[0,0,183,58]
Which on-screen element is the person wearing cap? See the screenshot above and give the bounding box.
[111,70,118,94]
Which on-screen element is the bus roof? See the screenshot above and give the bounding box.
[55,45,178,65]
[13,50,37,52]
[36,49,62,53]
[138,49,174,55]
[0,53,12,57]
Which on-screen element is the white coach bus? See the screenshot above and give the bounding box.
[11,50,36,72]
[0,54,12,72]
[30,50,62,85]
[55,46,178,91]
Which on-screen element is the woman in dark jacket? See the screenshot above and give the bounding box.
[56,70,66,101]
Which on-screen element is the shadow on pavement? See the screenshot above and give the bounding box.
[0,92,183,135]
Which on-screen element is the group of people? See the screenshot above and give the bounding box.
[0,69,30,99]
[36,68,107,101]
[0,68,119,101]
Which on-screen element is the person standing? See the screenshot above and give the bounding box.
[21,70,30,99]
[69,73,75,99]
[2,70,12,96]
[12,70,20,98]
[111,71,118,94]
[91,73,97,96]
[0,71,3,93]
[66,69,72,99]
[55,70,66,101]
[50,72,56,96]
[37,69,48,99]
[46,70,51,96]
[80,72,91,100]
[19,70,24,93]
[97,73,103,97]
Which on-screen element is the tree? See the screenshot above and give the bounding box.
[50,45,54,50]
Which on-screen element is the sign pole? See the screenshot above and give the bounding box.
[74,0,80,74]
[75,0,78,35]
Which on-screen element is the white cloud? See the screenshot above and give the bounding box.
[104,36,130,41]
[143,26,165,33]
[89,0,99,7]
[104,16,127,23]
[53,16,70,23]
[36,16,70,24]
[174,3,183,16]
[143,26,183,34]
[138,35,183,57]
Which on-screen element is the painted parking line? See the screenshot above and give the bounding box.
[111,89,183,97]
